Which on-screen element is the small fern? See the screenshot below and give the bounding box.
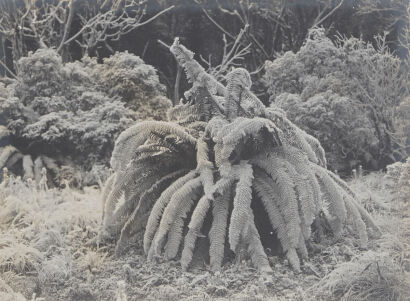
[100,38,381,273]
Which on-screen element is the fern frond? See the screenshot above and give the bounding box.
[0,126,10,147]
[282,146,321,218]
[101,173,116,222]
[228,161,254,252]
[325,168,381,236]
[225,68,252,120]
[0,146,21,169]
[196,136,215,195]
[111,120,197,171]
[167,102,200,122]
[164,189,202,260]
[220,117,282,165]
[180,195,210,270]
[285,161,315,239]
[115,169,188,255]
[209,180,232,271]
[351,198,381,237]
[243,210,273,274]
[252,155,302,248]
[170,38,226,97]
[312,164,347,238]
[253,169,301,271]
[205,115,229,141]
[303,133,327,167]
[103,157,174,237]
[143,170,198,254]
[239,88,268,118]
[149,177,202,259]
[267,109,320,165]
[181,177,234,270]
[297,232,309,259]
[343,194,368,248]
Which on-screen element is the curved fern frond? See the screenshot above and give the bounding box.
[325,168,380,236]
[115,169,188,256]
[101,173,115,222]
[252,155,302,248]
[243,210,273,274]
[253,171,301,271]
[238,88,268,118]
[0,126,10,147]
[209,179,232,271]
[180,194,210,270]
[267,109,320,165]
[181,177,233,270]
[170,38,226,97]
[303,133,327,167]
[103,155,179,237]
[0,146,22,170]
[144,170,198,254]
[343,194,368,248]
[149,177,202,259]
[312,164,347,238]
[111,121,197,171]
[219,117,282,165]
[228,161,254,251]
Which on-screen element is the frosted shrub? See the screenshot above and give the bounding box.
[1,48,135,173]
[88,51,171,120]
[264,28,407,172]
[1,48,172,182]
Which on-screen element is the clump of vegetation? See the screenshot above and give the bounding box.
[264,28,407,172]
[100,38,380,273]
[0,173,102,299]
[0,48,171,186]
[309,249,408,301]
[88,51,171,119]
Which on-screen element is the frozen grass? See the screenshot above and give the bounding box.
[0,175,102,300]
[308,169,410,301]
[0,167,409,300]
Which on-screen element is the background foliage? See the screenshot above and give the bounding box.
[0,47,170,179]
[0,0,408,179]
[264,28,407,172]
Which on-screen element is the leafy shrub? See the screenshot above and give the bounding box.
[2,48,134,170]
[84,51,171,120]
[0,48,172,182]
[264,28,407,172]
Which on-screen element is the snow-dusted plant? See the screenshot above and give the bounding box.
[264,28,407,172]
[99,38,380,273]
[0,48,135,180]
[86,51,172,120]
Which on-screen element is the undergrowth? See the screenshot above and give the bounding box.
[0,165,408,301]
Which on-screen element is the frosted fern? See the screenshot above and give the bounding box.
[100,38,380,273]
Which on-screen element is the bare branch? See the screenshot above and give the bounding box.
[0,58,16,79]
[311,0,345,28]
